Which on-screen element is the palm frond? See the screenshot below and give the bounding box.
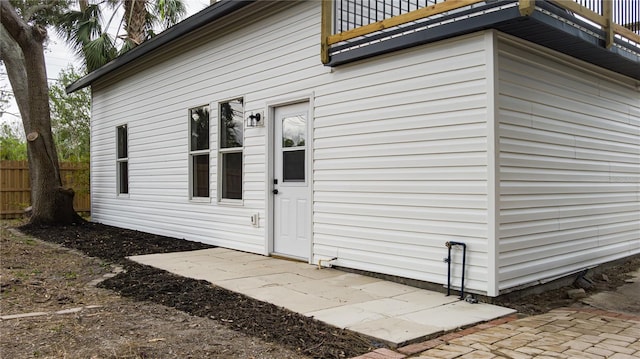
[117,38,137,56]
[154,0,186,29]
[54,4,104,65]
[52,0,187,72]
[104,1,123,36]
[83,32,117,71]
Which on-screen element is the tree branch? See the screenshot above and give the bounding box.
[0,2,29,46]
[0,2,49,45]
[0,23,29,125]
[23,4,55,22]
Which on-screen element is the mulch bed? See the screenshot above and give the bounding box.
[20,222,212,264]
[20,222,376,359]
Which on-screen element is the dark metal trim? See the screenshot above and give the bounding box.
[66,0,255,94]
[330,1,518,53]
[512,3,640,78]
[533,0,640,62]
[328,6,521,66]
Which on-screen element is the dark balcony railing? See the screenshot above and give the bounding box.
[320,0,640,79]
[612,0,639,33]
[334,0,439,33]
[332,0,640,36]
[575,0,639,33]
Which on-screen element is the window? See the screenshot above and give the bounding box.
[116,124,128,194]
[219,98,243,200]
[189,106,210,198]
[281,115,306,182]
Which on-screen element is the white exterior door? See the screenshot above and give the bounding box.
[273,102,310,260]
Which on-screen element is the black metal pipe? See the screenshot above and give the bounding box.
[446,244,452,296]
[445,241,467,300]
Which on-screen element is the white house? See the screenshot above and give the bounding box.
[68,0,640,297]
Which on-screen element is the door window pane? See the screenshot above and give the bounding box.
[192,154,209,197]
[282,115,306,148]
[283,150,305,182]
[222,152,242,199]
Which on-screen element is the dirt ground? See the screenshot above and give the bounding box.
[1,221,374,359]
[493,252,640,316]
[2,220,639,358]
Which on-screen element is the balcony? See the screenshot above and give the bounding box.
[320,0,640,80]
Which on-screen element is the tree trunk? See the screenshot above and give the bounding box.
[123,0,148,45]
[1,3,83,225]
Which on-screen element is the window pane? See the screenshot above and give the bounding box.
[118,161,128,194]
[190,106,209,151]
[283,150,305,182]
[192,154,209,197]
[222,152,242,199]
[117,125,127,159]
[220,99,244,148]
[282,115,306,148]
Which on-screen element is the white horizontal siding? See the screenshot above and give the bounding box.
[91,0,493,293]
[313,33,490,293]
[496,38,640,292]
[91,1,324,253]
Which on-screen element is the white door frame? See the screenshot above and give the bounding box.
[265,94,314,263]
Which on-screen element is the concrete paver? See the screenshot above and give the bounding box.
[394,290,460,307]
[130,247,515,347]
[348,317,442,345]
[324,273,383,287]
[399,301,515,332]
[241,285,344,313]
[404,308,640,359]
[351,297,437,316]
[354,281,420,297]
[306,304,386,328]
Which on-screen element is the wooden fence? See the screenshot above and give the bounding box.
[0,160,90,219]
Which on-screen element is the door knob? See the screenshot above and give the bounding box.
[272,189,279,194]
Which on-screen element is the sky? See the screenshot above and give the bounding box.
[0,0,210,128]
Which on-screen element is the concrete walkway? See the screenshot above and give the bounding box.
[129,247,515,347]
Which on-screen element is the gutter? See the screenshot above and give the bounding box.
[66,0,256,94]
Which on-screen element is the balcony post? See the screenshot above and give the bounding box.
[321,0,332,64]
[519,0,535,16]
[602,0,613,48]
